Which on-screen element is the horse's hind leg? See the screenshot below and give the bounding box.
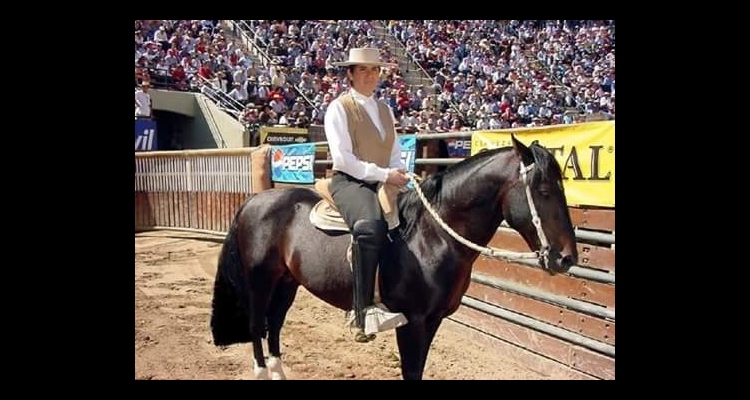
[265,278,299,380]
[250,298,271,380]
[250,273,279,380]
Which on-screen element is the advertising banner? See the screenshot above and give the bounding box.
[135,118,157,152]
[446,137,471,158]
[399,134,417,174]
[270,143,317,184]
[471,121,615,207]
[260,126,309,145]
[399,134,417,189]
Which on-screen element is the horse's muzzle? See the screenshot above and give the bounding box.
[541,250,577,274]
[561,254,576,269]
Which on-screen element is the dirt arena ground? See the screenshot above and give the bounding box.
[135,230,564,380]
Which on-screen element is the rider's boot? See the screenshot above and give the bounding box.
[351,219,408,343]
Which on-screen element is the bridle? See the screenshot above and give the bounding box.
[408,160,550,266]
[516,161,551,265]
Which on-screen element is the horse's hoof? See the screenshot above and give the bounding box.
[354,331,376,343]
[267,356,287,380]
[253,360,270,380]
[253,367,269,380]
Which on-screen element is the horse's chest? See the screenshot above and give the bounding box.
[443,271,472,315]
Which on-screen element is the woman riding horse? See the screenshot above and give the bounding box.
[324,48,410,343]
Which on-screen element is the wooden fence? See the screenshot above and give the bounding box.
[452,208,614,379]
[134,141,614,380]
[134,147,268,234]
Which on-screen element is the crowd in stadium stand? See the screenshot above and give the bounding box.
[135,20,614,133]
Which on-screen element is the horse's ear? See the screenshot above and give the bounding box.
[511,134,534,165]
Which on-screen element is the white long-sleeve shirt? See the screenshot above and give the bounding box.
[324,88,404,183]
[135,89,151,117]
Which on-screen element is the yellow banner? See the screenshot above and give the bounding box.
[471,121,615,208]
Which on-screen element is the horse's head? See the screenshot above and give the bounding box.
[503,134,578,274]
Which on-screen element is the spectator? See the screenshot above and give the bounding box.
[154,26,169,49]
[258,105,278,125]
[296,112,310,128]
[135,81,152,118]
[278,110,294,126]
[227,82,248,105]
[171,64,188,91]
[290,97,307,115]
[241,104,259,124]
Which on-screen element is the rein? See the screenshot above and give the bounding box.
[407,161,550,264]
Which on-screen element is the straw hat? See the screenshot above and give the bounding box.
[332,48,397,68]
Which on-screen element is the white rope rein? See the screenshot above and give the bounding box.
[406,162,545,262]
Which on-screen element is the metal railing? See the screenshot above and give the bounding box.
[194,74,246,119]
[377,20,467,121]
[228,20,320,115]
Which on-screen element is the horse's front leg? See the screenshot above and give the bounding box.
[390,314,430,380]
[395,315,443,380]
[419,317,442,376]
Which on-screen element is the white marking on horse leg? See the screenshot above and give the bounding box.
[267,356,287,380]
[253,359,269,380]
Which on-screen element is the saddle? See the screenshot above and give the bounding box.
[310,177,401,305]
[309,178,401,233]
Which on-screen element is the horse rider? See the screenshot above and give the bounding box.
[324,48,411,343]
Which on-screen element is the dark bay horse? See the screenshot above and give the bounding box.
[210,135,578,380]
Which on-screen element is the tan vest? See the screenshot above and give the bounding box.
[338,92,396,169]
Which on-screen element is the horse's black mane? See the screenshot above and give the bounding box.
[528,141,564,185]
[398,142,561,240]
[398,146,508,239]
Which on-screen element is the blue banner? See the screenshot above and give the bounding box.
[446,137,471,158]
[399,134,417,173]
[135,118,158,151]
[270,143,317,184]
[399,134,417,189]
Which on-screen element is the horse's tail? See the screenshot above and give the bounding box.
[210,194,255,346]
